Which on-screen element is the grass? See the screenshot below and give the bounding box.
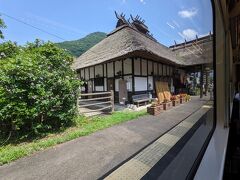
[0,110,147,165]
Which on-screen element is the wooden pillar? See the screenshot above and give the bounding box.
[102,64,105,92]
[122,59,124,79]
[113,61,116,93]
[147,59,149,92]
[162,63,163,77]
[132,58,135,95]
[93,66,95,92]
[111,90,114,112]
[140,58,142,75]
[193,67,196,94]
[205,69,209,96]
[200,65,204,98]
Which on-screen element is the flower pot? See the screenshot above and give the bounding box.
[147,104,162,115]
[186,96,191,102]
[179,98,183,104]
[163,102,172,110]
[172,99,179,106]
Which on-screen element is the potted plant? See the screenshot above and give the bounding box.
[163,98,172,110]
[147,101,162,116]
[171,95,179,106]
[183,94,188,102]
[179,93,187,103]
[185,95,191,102]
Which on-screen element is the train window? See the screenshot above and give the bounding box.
[1,0,227,179]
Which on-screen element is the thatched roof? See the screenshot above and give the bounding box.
[73,25,184,70]
[170,35,213,66]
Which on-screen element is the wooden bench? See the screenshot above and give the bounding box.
[132,94,153,107]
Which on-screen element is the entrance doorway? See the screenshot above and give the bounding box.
[107,78,114,91]
[87,80,93,93]
[119,79,128,104]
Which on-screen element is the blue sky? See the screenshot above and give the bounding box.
[0,0,212,46]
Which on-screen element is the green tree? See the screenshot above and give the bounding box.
[0,41,19,58]
[0,40,82,136]
[0,16,6,39]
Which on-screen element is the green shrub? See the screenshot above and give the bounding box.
[0,40,81,136]
[0,41,19,58]
[0,16,6,39]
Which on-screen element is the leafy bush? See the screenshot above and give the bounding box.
[0,40,81,136]
[0,16,6,39]
[0,41,20,58]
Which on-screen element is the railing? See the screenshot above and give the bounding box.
[78,91,114,115]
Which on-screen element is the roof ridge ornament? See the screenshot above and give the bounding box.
[130,14,149,35]
[130,14,146,24]
[114,12,156,41]
[115,11,129,28]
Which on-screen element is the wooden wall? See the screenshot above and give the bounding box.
[78,57,175,103]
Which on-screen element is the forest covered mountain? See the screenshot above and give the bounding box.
[56,32,107,57]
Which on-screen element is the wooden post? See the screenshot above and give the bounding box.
[205,69,209,96]
[200,65,204,98]
[111,90,114,112]
[147,59,149,92]
[122,59,124,79]
[132,58,135,95]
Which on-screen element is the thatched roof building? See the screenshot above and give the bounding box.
[73,20,184,70]
[74,12,213,104]
[170,34,213,66]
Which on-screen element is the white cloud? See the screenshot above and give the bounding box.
[172,20,180,28]
[178,28,198,40]
[178,8,198,18]
[140,0,146,4]
[166,22,175,29]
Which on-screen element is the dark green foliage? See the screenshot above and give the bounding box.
[56,32,106,57]
[0,40,82,136]
[0,16,6,39]
[0,41,19,58]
